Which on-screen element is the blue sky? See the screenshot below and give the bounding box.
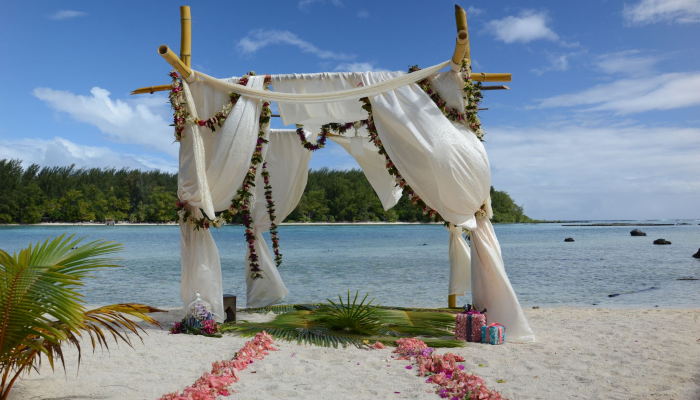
[1,0,699,220]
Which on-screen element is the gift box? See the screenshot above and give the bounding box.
[455,306,486,342]
[481,323,506,345]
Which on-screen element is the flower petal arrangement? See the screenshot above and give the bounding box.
[157,331,278,400]
[394,338,506,400]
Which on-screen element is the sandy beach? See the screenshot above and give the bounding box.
[8,307,700,400]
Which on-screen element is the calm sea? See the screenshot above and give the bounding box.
[1,223,698,309]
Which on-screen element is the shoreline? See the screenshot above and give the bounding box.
[10,307,700,400]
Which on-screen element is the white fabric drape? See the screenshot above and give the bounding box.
[471,217,535,343]
[363,71,491,230]
[192,60,449,105]
[329,135,402,210]
[447,225,471,296]
[245,130,316,307]
[178,76,265,319]
[179,207,224,321]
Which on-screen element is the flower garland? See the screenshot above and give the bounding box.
[176,199,225,230]
[157,331,278,400]
[261,162,282,267]
[360,97,444,223]
[224,76,273,280]
[295,124,329,151]
[168,71,271,141]
[394,338,505,400]
[408,61,484,141]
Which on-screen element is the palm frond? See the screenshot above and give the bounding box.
[241,304,324,314]
[0,234,164,400]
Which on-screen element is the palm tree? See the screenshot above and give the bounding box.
[0,234,164,399]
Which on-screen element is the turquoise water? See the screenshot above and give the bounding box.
[1,223,698,308]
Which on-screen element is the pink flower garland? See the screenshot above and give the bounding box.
[157,331,278,400]
[394,338,506,400]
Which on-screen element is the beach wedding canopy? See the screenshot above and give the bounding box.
[133,5,535,343]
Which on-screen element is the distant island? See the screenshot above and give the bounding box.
[0,159,541,224]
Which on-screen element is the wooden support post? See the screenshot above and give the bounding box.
[223,294,236,322]
[180,6,192,67]
[452,30,469,65]
[448,294,457,308]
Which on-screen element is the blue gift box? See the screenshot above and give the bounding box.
[481,323,506,345]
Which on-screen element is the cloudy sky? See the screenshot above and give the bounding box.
[1,0,699,220]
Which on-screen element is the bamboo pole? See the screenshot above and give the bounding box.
[448,294,457,308]
[180,6,192,67]
[159,45,192,79]
[455,5,470,64]
[131,84,172,95]
[471,73,511,82]
[451,30,469,65]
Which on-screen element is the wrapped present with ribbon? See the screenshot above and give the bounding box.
[455,304,486,342]
[481,323,506,345]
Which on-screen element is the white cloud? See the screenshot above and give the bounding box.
[0,137,176,172]
[357,10,370,18]
[467,6,484,16]
[486,123,700,219]
[237,29,355,60]
[623,0,700,24]
[535,72,700,114]
[594,50,660,76]
[483,10,559,43]
[299,0,343,9]
[33,87,177,157]
[334,62,386,72]
[532,51,579,76]
[48,10,87,20]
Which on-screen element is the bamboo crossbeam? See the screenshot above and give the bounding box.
[131,84,171,95]
[481,85,510,91]
[180,6,192,68]
[159,44,192,79]
[471,73,511,82]
[454,5,470,64]
[451,30,469,65]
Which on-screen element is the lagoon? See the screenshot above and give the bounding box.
[1,222,698,309]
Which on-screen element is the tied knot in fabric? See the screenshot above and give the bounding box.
[475,204,488,219]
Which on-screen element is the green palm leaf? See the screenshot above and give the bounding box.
[0,234,164,400]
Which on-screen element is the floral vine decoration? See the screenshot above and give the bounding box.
[176,199,225,230]
[168,70,272,141]
[261,161,282,267]
[408,62,484,141]
[222,72,275,280]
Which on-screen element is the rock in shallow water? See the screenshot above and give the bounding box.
[693,248,700,258]
[630,229,646,236]
[564,238,575,242]
[653,238,671,245]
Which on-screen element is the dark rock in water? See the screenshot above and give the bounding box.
[677,277,699,281]
[608,293,620,297]
[532,306,540,309]
[564,238,575,242]
[630,229,646,236]
[677,223,691,225]
[693,248,700,258]
[422,243,427,246]
[653,238,671,245]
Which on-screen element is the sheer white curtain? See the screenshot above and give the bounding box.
[178,76,265,320]
[363,71,535,342]
[245,129,316,307]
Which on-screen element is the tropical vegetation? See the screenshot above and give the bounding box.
[0,159,537,224]
[227,291,463,349]
[0,234,163,399]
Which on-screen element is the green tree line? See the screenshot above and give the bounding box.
[0,159,535,224]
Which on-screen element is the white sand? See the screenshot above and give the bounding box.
[9,308,700,400]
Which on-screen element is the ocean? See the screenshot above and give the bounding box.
[1,222,698,309]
